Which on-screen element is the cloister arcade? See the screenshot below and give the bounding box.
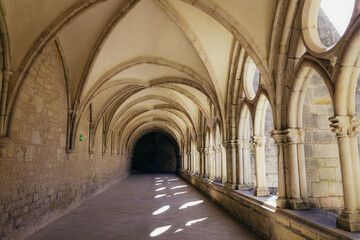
[1,0,360,239]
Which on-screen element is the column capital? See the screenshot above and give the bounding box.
[329,115,360,137]
[2,70,12,81]
[223,140,238,149]
[270,130,288,144]
[286,128,304,144]
[250,136,266,147]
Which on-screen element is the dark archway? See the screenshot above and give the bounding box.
[132,132,180,173]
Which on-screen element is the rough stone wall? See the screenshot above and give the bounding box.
[303,72,343,212]
[0,41,130,240]
[264,104,277,192]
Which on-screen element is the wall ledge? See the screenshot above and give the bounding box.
[178,170,360,240]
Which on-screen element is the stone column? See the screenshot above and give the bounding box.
[189,151,193,173]
[221,145,227,183]
[330,116,360,232]
[0,70,12,136]
[270,130,288,208]
[243,139,252,186]
[224,140,237,189]
[251,136,269,196]
[183,152,188,171]
[193,150,198,175]
[286,128,309,209]
[205,148,210,177]
[237,140,244,187]
[199,148,205,177]
[214,146,221,181]
[209,147,216,180]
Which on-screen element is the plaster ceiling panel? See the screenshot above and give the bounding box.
[3,0,78,71]
[168,0,233,102]
[113,87,195,119]
[131,110,188,130]
[164,83,210,114]
[90,83,137,119]
[162,88,199,114]
[213,0,277,62]
[85,0,210,95]
[108,63,198,83]
[58,0,126,103]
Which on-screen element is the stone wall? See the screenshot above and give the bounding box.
[0,41,131,240]
[303,72,343,212]
[179,171,342,240]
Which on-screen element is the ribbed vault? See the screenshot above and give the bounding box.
[1,0,277,155]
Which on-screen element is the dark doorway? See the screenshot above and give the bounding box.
[132,132,179,173]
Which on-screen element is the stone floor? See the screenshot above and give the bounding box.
[25,173,259,240]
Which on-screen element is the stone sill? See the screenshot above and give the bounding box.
[178,170,360,240]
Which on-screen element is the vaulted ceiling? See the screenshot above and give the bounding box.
[2,0,277,150]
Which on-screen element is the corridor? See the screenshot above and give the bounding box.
[25,174,258,240]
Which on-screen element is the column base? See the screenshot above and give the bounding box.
[224,182,237,190]
[221,177,227,184]
[337,211,360,232]
[288,198,309,210]
[276,197,288,208]
[254,187,269,197]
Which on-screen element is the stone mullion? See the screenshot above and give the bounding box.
[209,147,215,180]
[243,140,251,186]
[214,146,221,180]
[286,128,308,209]
[199,148,205,177]
[251,136,269,196]
[237,141,243,186]
[224,140,237,189]
[270,130,288,208]
[205,148,210,177]
[330,116,360,231]
[221,145,227,183]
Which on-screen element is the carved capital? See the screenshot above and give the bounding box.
[270,130,288,144]
[286,128,304,143]
[329,116,359,137]
[223,140,238,149]
[2,70,12,82]
[250,136,266,147]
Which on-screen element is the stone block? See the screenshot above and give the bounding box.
[301,226,316,239]
[314,144,338,158]
[31,131,41,145]
[319,197,343,208]
[313,130,334,143]
[306,168,319,181]
[271,222,291,240]
[34,96,43,113]
[2,220,14,236]
[335,168,342,180]
[312,182,329,197]
[328,182,343,196]
[319,168,335,180]
[0,213,9,224]
[307,197,318,208]
[325,159,340,167]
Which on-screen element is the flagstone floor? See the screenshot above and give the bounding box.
[25,173,259,240]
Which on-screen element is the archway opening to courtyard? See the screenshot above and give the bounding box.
[132,132,180,173]
[302,71,342,213]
